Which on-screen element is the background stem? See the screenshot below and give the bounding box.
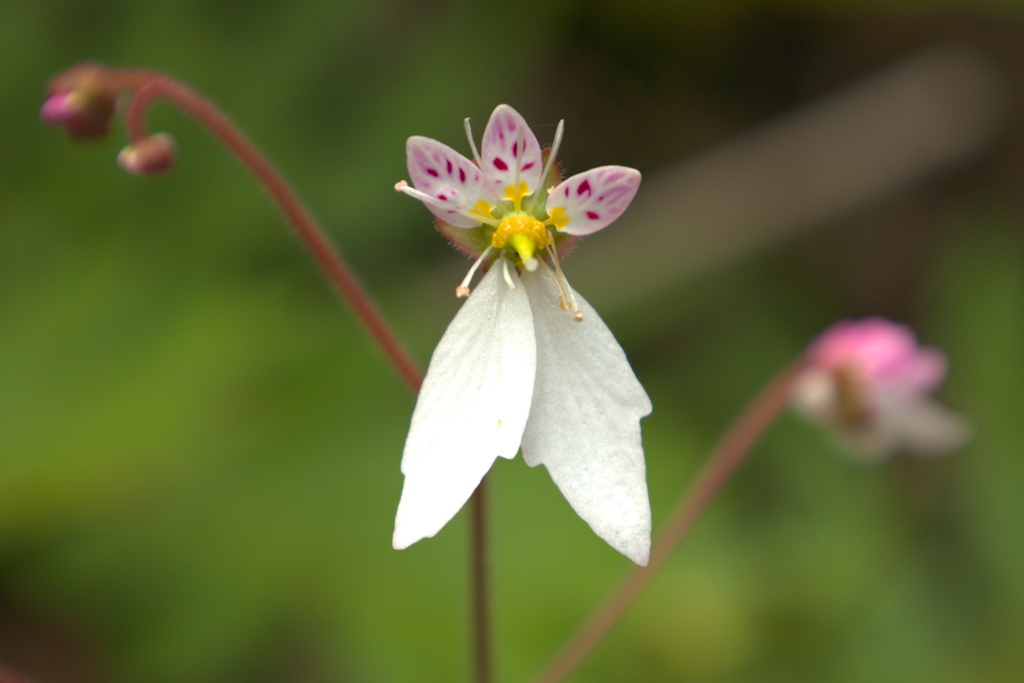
[532,360,804,683]
[112,67,493,682]
[470,479,493,683]
[121,73,423,393]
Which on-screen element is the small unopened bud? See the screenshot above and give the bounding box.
[117,133,176,175]
[40,89,116,139]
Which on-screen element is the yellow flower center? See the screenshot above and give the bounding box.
[491,214,551,267]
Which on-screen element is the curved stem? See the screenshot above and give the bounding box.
[124,71,496,678]
[122,73,423,392]
[122,70,498,681]
[84,65,492,680]
[531,360,804,683]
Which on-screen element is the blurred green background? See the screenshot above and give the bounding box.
[3,0,1024,681]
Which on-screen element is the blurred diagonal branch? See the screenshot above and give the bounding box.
[0,664,33,683]
[572,45,1006,306]
[532,361,802,683]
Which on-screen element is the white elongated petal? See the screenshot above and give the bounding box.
[519,270,653,565]
[873,391,971,456]
[394,262,535,550]
[547,166,641,236]
[406,136,490,228]
[481,105,543,196]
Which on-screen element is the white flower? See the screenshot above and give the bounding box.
[792,317,970,460]
[392,105,651,564]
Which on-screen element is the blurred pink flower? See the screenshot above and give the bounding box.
[792,317,969,460]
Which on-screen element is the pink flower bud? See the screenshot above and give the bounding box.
[39,89,116,139]
[792,317,969,459]
[117,133,176,175]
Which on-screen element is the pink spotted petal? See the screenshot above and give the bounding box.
[407,136,489,229]
[547,166,641,236]
[480,105,543,196]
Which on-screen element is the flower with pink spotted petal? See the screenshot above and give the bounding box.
[393,105,651,565]
[396,104,641,307]
[792,317,970,460]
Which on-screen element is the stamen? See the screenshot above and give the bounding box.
[537,259,571,311]
[464,117,482,168]
[456,245,493,298]
[545,229,584,322]
[529,120,563,215]
[395,179,500,227]
[501,256,516,290]
[537,119,564,189]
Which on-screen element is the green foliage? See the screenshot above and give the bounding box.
[3,1,1024,681]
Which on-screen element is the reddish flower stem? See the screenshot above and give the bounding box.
[50,64,493,683]
[0,666,30,683]
[123,71,496,682]
[121,72,424,393]
[531,360,804,683]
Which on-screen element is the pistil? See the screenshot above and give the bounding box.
[491,214,551,272]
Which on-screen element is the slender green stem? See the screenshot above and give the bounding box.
[531,360,804,683]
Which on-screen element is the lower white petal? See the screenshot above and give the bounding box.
[519,270,653,565]
[394,261,535,550]
[874,391,971,456]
